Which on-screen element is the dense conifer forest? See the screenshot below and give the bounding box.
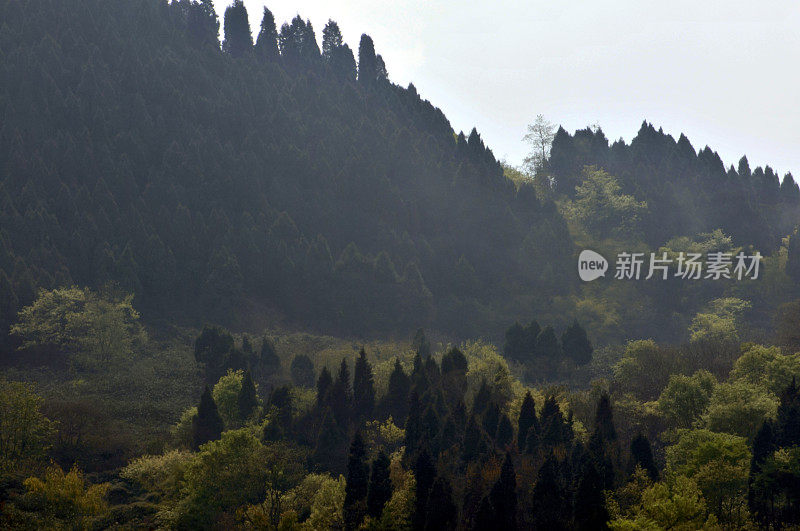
[3,0,800,529]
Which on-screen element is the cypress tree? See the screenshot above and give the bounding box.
[489,453,518,530]
[222,0,252,58]
[629,433,658,481]
[536,326,561,360]
[474,496,494,531]
[321,19,343,61]
[561,320,593,366]
[531,454,568,530]
[344,432,369,530]
[524,320,541,356]
[192,386,224,450]
[366,450,392,519]
[353,348,376,422]
[188,0,219,49]
[381,358,410,423]
[412,328,431,358]
[316,366,333,406]
[424,477,457,531]
[748,420,776,525]
[290,354,315,388]
[518,391,538,451]
[421,406,441,456]
[413,449,436,530]
[574,460,609,530]
[503,322,527,362]
[405,391,422,458]
[777,378,800,446]
[594,394,617,443]
[237,370,258,422]
[331,358,353,427]
[496,414,513,450]
[260,336,280,370]
[254,7,278,61]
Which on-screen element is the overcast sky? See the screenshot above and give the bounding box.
[239,0,799,178]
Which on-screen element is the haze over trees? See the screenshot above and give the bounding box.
[2,0,800,529]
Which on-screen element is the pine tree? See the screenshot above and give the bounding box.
[518,391,539,451]
[222,0,252,58]
[237,370,258,422]
[316,366,333,406]
[474,496,495,531]
[344,432,369,530]
[574,460,609,530]
[254,7,278,61]
[561,320,593,366]
[629,433,658,481]
[192,386,224,450]
[353,348,376,422]
[367,450,392,519]
[489,453,518,530]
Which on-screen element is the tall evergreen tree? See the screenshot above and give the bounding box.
[412,328,431,358]
[574,460,609,530]
[424,477,457,531]
[260,336,280,370]
[316,366,333,406]
[222,0,252,58]
[531,454,569,530]
[489,453,518,530]
[237,370,258,422]
[503,322,527,362]
[321,19,343,61]
[749,420,777,527]
[353,348,376,422]
[561,320,593,365]
[381,358,410,423]
[413,449,436,531]
[629,433,658,481]
[187,0,219,49]
[191,386,224,450]
[405,391,422,458]
[366,450,392,519]
[254,6,278,61]
[330,358,353,427]
[536,325,561,360]
[290,354,315,388]
[344,432,369,530]
[518,391,538,451]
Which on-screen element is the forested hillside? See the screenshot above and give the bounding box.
[0,0,573,342]
[4,0,800,529]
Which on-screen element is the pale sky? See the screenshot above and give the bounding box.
[238,0,800,178]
